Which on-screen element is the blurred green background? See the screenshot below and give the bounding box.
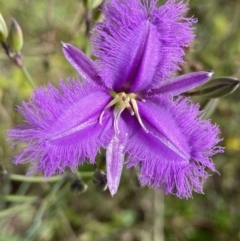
[0,0,240,240]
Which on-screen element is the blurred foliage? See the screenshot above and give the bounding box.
[0,0,240,241]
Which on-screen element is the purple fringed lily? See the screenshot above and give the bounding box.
[9,0,223,198]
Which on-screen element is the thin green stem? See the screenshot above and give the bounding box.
[0,194,38,203]
[8,172,94,183]
[153,190,164,241]
[21,177,67,241]
[21,201,47,241]
[1,41,36,88]
[0,203,30,218]
[21,66,36,88]
[8,174,64,183]
[74,171,95,178]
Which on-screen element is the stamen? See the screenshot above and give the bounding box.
[127,105,134,115]
[99,91,148,133]
[99,96,120,125]
[123,95,130,104]
[122,94,127,102]
[135,95,146,102]
[131,99,149,133]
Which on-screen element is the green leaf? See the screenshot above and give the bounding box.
[198,77,239,98]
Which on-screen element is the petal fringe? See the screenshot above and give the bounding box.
[125,96,223,198]
[8,80,113,176]
[92,0,196,91]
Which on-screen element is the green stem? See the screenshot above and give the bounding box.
[0,203,30,218]
[0,194,38,203]
[22,178,66,241]
[22,201,47,241]
[1,42,36,88]
[153,190,164,241]
[8,172,94,183]
[76,171,94,178]
[8,174,63,183]
[21,66,36,88]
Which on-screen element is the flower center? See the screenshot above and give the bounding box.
[99,91,149,133]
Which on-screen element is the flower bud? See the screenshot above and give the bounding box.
[0,13,8,42]
[198,77,239,98]
[92,170,107,191]
[70,179,88,194]
[7,18,23,52]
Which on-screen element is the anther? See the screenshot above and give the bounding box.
[122,95,126,102]
[134,95,146,102]
[127,105,134,116]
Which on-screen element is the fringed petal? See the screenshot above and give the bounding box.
[151,0,196,81]
[91,0,196,91]
[125,96,223,198]
[8,80,113,176]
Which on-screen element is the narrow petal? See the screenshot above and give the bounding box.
[106,133,125,196]
[125,96,223,198]
[62,43,105,86]
[91,0,196,91]
[148,71,214,97]
[8,80,113,176]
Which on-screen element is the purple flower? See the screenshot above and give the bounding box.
[9,0,223,198]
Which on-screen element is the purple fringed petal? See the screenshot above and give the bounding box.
[8,80,113,176]
[125,96,223,198]
[91,0,196,91]
[152,0,196,81]
[62,43,106,87]
[148,71,214,97]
